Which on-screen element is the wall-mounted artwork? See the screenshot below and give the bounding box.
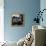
[11,13,24,26]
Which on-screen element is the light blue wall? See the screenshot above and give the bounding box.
[4,0,40,42]
[40,0,46,27]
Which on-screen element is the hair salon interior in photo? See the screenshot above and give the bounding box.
[0,0,46,46]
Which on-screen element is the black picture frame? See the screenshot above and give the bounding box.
[11,14,24,26]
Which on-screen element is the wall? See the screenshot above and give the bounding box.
[4,0,40,42]
[40,0,46,27]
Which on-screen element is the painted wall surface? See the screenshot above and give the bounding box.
[40,0,46,27]
[4,0,40,42]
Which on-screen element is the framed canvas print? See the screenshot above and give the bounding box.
[12,14,24,26]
